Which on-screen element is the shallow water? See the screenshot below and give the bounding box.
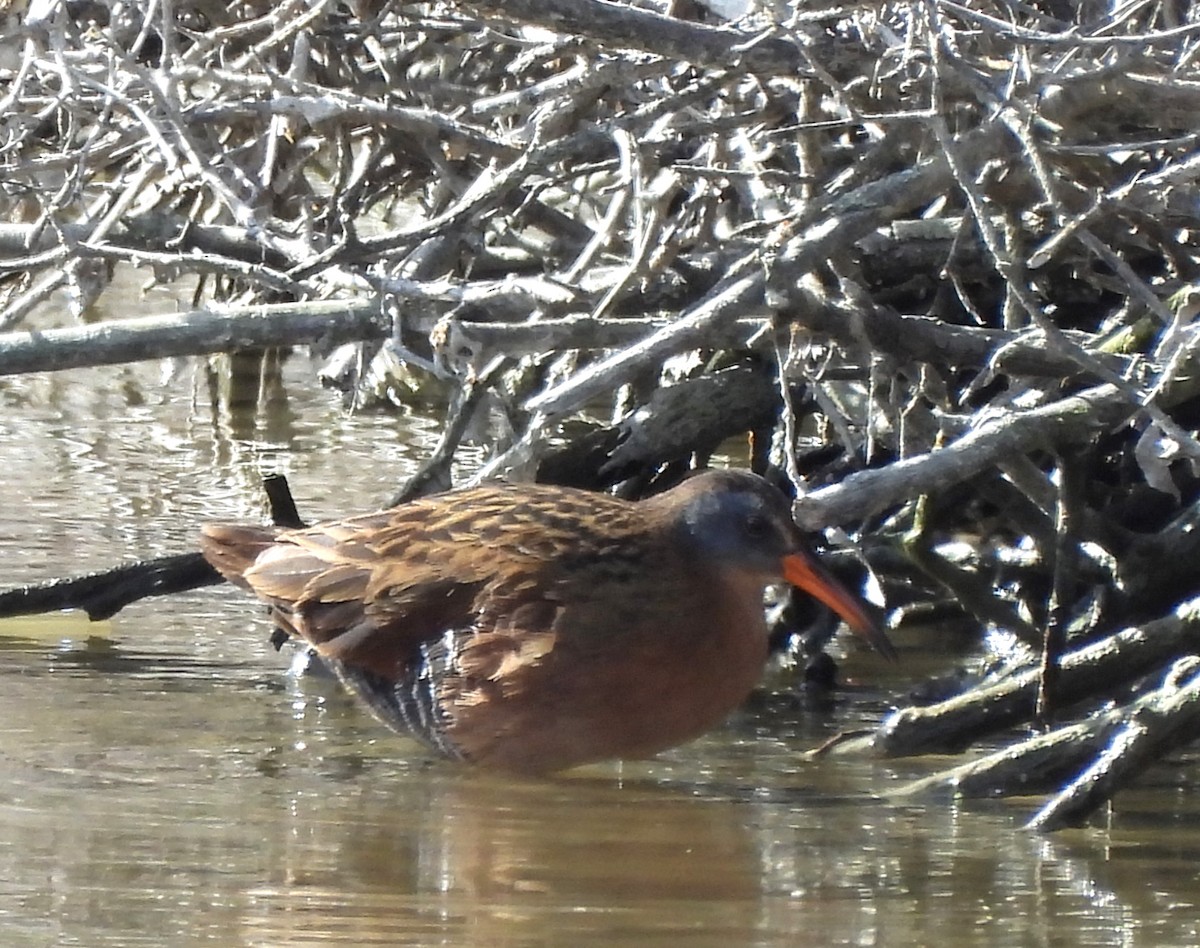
[3,350,1200,946]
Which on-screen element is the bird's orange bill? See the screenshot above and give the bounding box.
[781,552,897,660]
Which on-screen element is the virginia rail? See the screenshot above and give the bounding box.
[201,468,891,774]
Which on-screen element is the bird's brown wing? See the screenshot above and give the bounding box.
[201,502,584,682]
[203,503,584,758]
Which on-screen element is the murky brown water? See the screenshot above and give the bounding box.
[3,348,1200,946]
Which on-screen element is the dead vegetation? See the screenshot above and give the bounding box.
[4,0,1200,826]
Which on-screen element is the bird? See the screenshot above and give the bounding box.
[200,468,893,774]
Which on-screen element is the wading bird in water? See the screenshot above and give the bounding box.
[201,468,892,774]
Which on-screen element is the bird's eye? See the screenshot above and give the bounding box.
[744,513,771,539]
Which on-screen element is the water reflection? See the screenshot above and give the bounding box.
[4,619,1191,946]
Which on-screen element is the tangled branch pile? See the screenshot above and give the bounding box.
[4,0,1200,824]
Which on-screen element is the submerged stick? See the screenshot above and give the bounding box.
[853,598,1200,758]
[0,553,222,622]
[0,475,305,622]
[1028,657,1200,831]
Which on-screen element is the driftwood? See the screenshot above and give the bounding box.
[1028,656,1200,831]
[823,598,1200,757]
[3,0,1200,828]
[0,553,221,622]
[0,301,387,375]
[889,652,1200,831]
[0,474,304,621]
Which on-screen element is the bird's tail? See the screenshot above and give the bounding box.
[199,523,280,590]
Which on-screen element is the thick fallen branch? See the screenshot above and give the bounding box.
[456,0,810,76]
[1028,656,1200,830]
[796,384,1134,529]
[889,655,1200,830]
[0,553,221,621]
[0,301,386,375]
[536,362,785,489]
[892,700,1142,802]
[821,597,1200,758]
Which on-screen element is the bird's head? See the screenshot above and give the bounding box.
[662,468,895,659]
